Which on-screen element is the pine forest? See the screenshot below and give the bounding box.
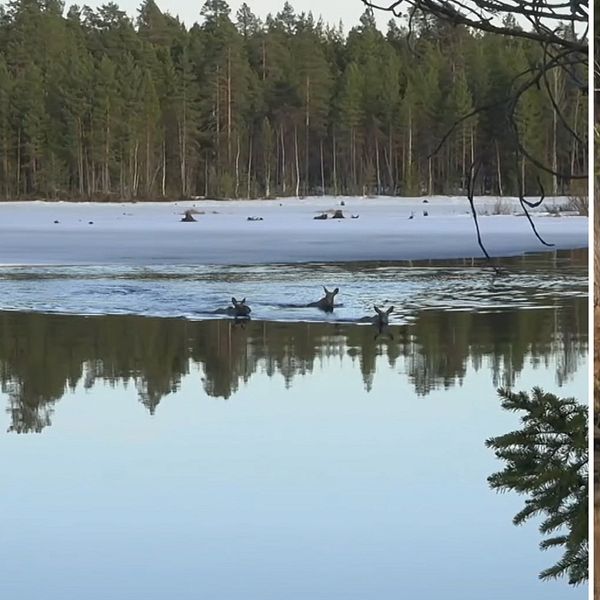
[0,0,587,200]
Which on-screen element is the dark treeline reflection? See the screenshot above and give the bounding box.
[0,300,587,433]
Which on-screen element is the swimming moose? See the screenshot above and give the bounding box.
[360,305,394,339]
[370,305,394,328]
[307,286,339,313]
[213,297,252,319]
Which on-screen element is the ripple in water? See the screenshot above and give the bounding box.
[0,251,587,323]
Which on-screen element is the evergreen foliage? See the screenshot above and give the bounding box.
[0,1,586,199]
[486,387,588,586]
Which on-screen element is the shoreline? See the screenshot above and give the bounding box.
[0,193,583,203]
[0,247,588,270]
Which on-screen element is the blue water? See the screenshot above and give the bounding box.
[0,253,587,323]
[0,327,587,599]
[0,251,588,599]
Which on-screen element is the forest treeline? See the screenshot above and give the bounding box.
[0,0,587,200]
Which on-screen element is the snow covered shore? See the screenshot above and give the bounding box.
[0,196,587,266]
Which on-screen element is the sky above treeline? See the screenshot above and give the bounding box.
[74,0,395,30]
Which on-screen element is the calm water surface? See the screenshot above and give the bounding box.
[0,251,588,599]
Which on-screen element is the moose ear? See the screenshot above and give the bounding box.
[231,297,237,304]
[374,306,383,315]
[333,287,339,294]
[323,285,329,293]
[241,298,246,304]
[387,306,394,314]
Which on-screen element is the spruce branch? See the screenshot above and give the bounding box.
[485,387,588,586]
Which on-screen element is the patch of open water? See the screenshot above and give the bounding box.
[0,249,588,599]
[0,250,587,323]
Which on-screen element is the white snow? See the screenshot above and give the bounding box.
[0,196,588,266]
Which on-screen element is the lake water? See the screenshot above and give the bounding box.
[0,250,588,323]
[0,250,588,599]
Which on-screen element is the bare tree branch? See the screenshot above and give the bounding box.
[465,159,494,262]
[364,0,587,262]
[362,0,587,51]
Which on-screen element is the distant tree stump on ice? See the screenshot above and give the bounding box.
[181,210,197,222]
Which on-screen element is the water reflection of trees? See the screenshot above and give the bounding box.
[0,299,587,433]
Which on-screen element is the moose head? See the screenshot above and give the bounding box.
[374,305,394,327]
[317,286,339,312]
[231,297,251,317]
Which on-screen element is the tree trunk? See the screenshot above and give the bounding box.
[320,139,325,195]
[88,153,94,197]
[406,108,413,191]
[119,155,124,198]
[216,64,221,167]
[162,140,166,197]
[461,125,466,189]
[179,119,186,197]
[16,127,22,196]
[145,127,151,195]
[127,145,133,197]
[77,117,84,195]
[247,134,252,199]
[305,74,310,196]
[375,135,381,196]
[265,157,271,198]
[552,68,559,194]
[234,133,240,198]
[204,154,209,197]
[294,125,300,197]
[386,124,394,194]
[104,118,110,194]
[264,135,271,198]
[2,129,8,198]
[401,140,405,185]
[428,156,433,196]
[570,91,580,176]
[495,141,503,196]
[227,48,232,164]
[280,125,286,194]
[133,140,140,197]
[151,161,161,191]
[332,132,338,197]
[470,127,474,164]
[351,128,356,190]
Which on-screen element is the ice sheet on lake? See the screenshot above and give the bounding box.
[0,196,588,266]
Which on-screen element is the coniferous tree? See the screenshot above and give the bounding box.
[0,55,13,198]
[486,387,588,586]
[0,0,585,200]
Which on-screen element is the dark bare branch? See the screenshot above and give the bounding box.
[366,0,587,258]
[362,0,587,51]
